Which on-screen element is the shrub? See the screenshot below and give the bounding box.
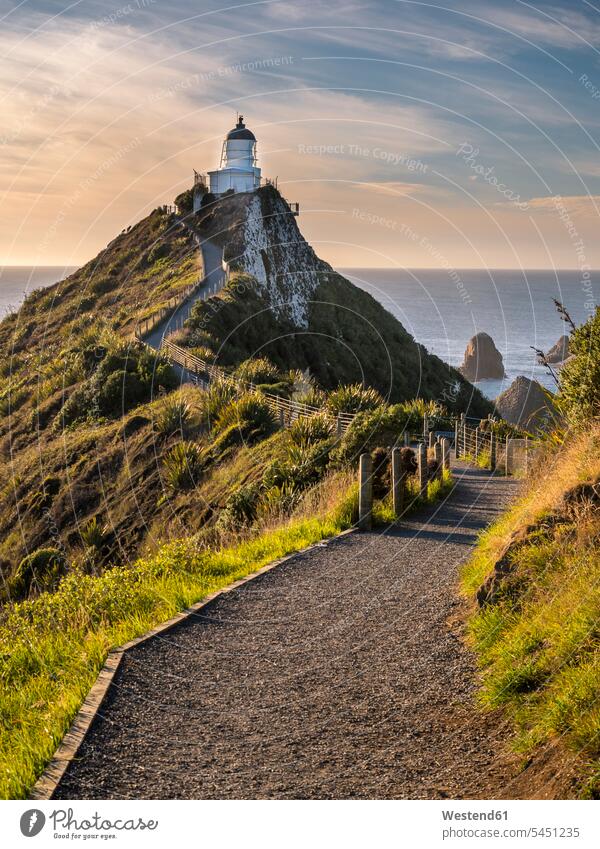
[163,441,204,490]
[155,397,192,438]
[288,414,333,446]
[257,483,300,518]
[189,346,216,362]
[398,446,417,475]
[214,393,277,444]
[558,307,600,425]
[326,383,384,416]
[234,357,280,385]
[400,398,450,430]
[24,476,60,514]
[174,187,194,214]
[288,368,314,398]
[480,418,523,439]
[263,440,333,494]
[333,404,415,466]
[295,387,326,409]
[219,483,261,528]
[198,379,237,429]
[80,517,106,551]
[55,343,177,426]
[98,370,146,415]
[90,277,116,296]
[9,548,67,600]
[147,242,171,264]
[182,327,215,349]
[372,446,391,498]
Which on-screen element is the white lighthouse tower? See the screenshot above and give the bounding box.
[207,116,261,195]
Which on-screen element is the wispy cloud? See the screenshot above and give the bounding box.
[528,193,600,215]
[1,0,600,268]
[484,4,600,49]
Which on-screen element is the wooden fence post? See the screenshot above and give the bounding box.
[475,426,481,460]
[505,436,511,476]
[434,440,443,479]
[463,422,468,458]
[358,453,373,532]
[423,413,428,443]
[441,437,450,471]
[336,415,342,439]
[490,432,497,471]
[454,418,460,459]
[279,409,285,429]
[417,442,427,497]
[392,447,405,518]
[428,430,435,449]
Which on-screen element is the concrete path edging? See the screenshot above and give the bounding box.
[30,528,356,800]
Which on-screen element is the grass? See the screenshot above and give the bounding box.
[460,424,600,797]
[462,450,492,470]
[0,459,454,800]
[373,468,454,525]
[0,475,356,800]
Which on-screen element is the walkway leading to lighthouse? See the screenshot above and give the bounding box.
[144,236,225,351]
[54,462,522,800]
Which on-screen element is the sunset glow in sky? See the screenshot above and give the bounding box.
[2,0,600,270]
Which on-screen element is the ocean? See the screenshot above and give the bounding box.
[0,266,77,319]
[1,266,596,400]
[343,268,598,399]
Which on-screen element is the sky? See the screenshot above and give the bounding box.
[2,0,600,270]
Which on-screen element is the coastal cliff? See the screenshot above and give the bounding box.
[186,186,490,412]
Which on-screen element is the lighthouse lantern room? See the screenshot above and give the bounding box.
[207,116,261,195]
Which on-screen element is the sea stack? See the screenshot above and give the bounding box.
[460,332,505,381]
[494,375,555,430]
[545,334,570,364]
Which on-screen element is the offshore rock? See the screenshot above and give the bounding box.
[460,332,505,381]
[494,375,554,430]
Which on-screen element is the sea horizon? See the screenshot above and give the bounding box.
[2,264,596,401]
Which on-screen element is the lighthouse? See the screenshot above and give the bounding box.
[207,116,261,195]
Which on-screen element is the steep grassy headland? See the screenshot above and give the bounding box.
[0,205,200,580]
[462,307,600,798]
[1,207,199,364]
[0,183,476,798]
[0,186,488,583]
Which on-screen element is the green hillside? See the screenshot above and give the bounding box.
[462,306,600,798]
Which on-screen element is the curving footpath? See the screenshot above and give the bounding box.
[55,462,521,800]
[144,237,225,351]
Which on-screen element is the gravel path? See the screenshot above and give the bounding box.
[145,237,224,350]
[56,463,520,800]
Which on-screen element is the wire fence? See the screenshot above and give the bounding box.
[455,419,539,475]
[130,251,537,461]
[133,301,355,433]
[160,339,355,433]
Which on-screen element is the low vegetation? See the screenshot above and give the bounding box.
[0,338,457,798]
[0,475,355,800]
[0,185,492,800]
[178,261,491,415]
[462,306,600,797]
[556,306,600,426]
